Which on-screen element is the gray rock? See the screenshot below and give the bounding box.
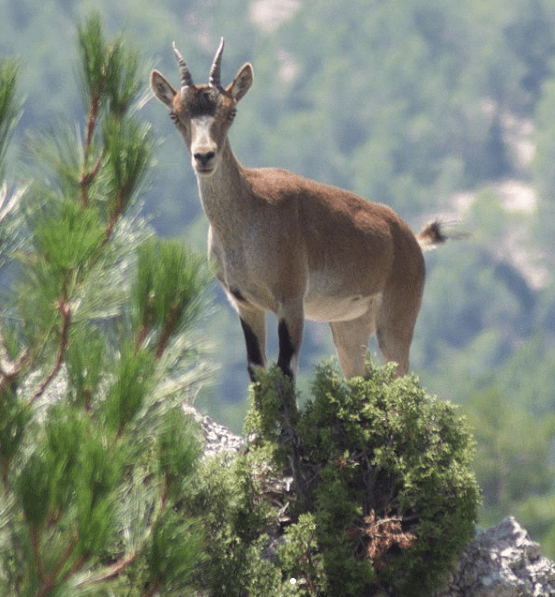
[436,517,555,597]
[182,404,244,459]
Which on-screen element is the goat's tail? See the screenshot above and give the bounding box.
[417,220,449,250]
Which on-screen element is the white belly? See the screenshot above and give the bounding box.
[304,294,374,322]
[304,272,379,322]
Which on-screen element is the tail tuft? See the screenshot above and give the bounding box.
[417,220,448,249]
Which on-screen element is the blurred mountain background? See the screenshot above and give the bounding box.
[3,0,555,554]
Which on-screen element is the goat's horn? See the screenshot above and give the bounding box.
[172,42,194,89]
[209,37,225,92]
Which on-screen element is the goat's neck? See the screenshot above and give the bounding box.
[196,138,252,227]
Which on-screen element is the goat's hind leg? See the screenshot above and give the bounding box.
[329,309,375,379]
[375,298,420,378]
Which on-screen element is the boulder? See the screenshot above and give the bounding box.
[436,517,555,597]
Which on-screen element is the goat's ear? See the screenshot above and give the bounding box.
[228,63,253,102]
[150,71,177,107]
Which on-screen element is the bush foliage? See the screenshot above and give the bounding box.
[190,363,480,597]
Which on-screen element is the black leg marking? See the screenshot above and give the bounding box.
[240,318,264,382]
[277,319,296,381]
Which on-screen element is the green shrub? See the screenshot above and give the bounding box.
[203,361,480,597]
[184,454,279,596]
[295,361,480,596]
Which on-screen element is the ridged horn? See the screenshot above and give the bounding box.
[172,42,194,90]
[209,37,225,92]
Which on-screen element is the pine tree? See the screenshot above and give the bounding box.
[0,14,212,597]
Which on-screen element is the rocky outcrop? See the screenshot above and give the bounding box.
[436,517,555,597]
[183,404,245,459]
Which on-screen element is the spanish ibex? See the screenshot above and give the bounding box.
[151,39,444,382]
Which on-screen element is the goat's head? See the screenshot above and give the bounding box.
[150,38,253,177]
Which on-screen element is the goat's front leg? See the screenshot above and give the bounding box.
[276,298,304,381]
[237,304,267,382]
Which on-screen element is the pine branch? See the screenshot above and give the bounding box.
[155,303,181,359]
[50,535,80,584]
[79,550,138,587]
[31,526,47,584]
[0,319,29,393]
[76,491,168,588]
[80,144,106,206]
[31,299,71,404]
[80,93,101,206]
[135,324,149,352]
[34,535,85,597]
[85,94,100,149]
[104,187,125,242]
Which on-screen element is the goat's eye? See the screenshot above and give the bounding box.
[228,107,237,122]
[169,113,179,124]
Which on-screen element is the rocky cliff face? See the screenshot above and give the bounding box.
[436,517,555,597]
[188,404,555,597]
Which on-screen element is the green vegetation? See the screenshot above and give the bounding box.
[1,0,555,572]
[0,36,480,595]
[0,17,211,596]
[296,363,478,597]
[186,364,478,597]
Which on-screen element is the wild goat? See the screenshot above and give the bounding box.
[151,39,444,381]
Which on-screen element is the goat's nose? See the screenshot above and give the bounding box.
[194,151,216,167]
